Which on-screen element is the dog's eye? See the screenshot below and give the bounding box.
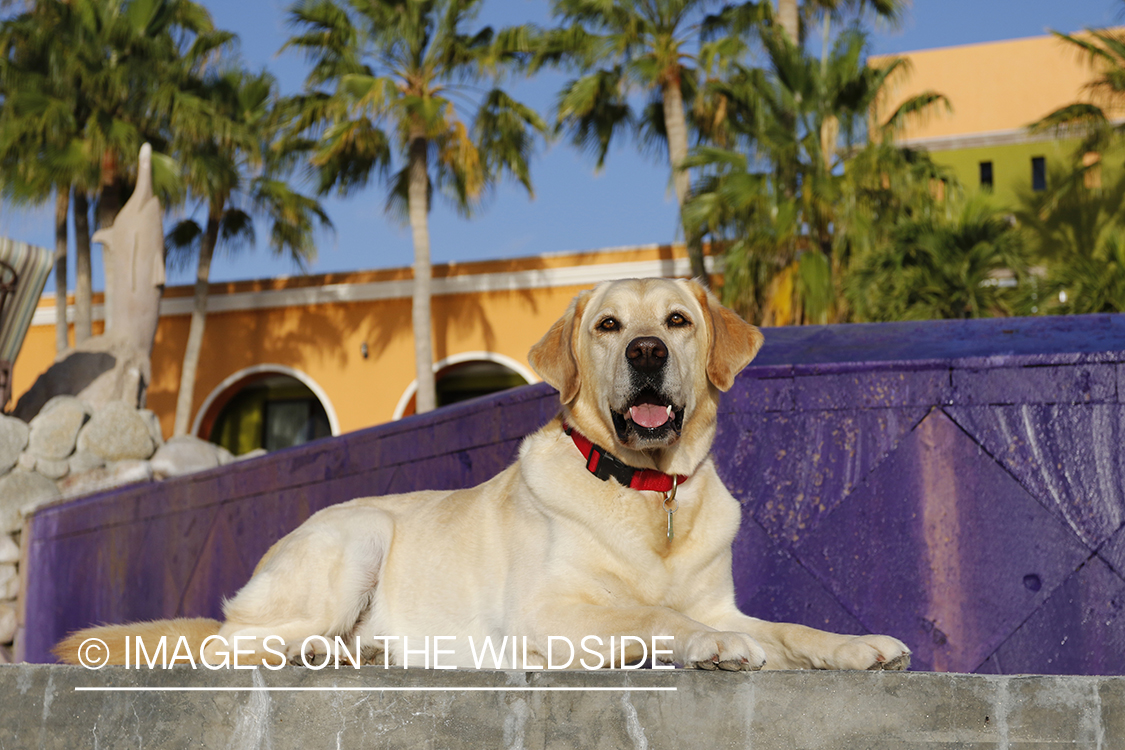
[597,317,620,332]
[666,312,691,328]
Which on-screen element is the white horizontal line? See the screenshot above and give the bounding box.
[897,117,1125,152]
[74,686,677,692]
[32,253,722,326]
[31,302,104,328]
[897,126,1057,152]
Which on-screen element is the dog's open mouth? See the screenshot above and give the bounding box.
[611,390,685,446]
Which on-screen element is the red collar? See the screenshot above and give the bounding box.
[564,424,688,492]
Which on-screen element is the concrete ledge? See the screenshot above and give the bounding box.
[2,666,1121,749]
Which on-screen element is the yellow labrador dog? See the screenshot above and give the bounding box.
[58,278,910,671]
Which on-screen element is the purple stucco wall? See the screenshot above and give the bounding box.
[22,313,1125,672]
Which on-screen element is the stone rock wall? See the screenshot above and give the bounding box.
[0,397,249,662]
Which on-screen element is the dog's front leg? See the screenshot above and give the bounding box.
[707,612,911,671]
[536,603,767,671]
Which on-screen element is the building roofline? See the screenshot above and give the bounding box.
[869,27,1119,61]
[32,243,721,327]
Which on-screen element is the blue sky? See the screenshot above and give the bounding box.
[3,0,1120,288]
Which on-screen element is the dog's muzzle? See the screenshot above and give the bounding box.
[612,336,685,445]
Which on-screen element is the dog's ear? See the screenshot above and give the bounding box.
[529,291,590,404]
[691,280,764,392]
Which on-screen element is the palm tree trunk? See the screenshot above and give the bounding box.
[777,0,801,204]
[662,78,708,284]
[173,203,221,436]
[407,134,436,414]
[777,0,799,44]
[53,188,70,354]
[73,189,93,343]
[820,12,831,73]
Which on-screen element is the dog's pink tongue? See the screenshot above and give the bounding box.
[630,404,669,428]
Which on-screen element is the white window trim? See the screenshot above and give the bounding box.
[391,351,539,421]
[191,364,341,438]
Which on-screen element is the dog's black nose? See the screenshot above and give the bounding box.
[626,336,668,373]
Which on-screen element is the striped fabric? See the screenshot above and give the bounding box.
[0,237,54,364]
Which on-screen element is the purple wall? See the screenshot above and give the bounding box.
[23,313,1125,673]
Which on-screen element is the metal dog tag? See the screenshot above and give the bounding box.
[663,477,678,541]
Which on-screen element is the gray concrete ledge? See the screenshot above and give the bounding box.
[2,665,1122,749]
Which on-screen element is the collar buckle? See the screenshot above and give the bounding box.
[564,422,688,493]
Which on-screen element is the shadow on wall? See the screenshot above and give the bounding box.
[144,244,696,435]
[11,352,116,421]
[145,276,551,435]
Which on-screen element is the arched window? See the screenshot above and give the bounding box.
[395,355,532,419]
[195,368,337,455]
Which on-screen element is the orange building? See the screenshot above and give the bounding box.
[12,244,711,453]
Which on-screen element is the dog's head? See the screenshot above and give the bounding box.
[529,278,764,475]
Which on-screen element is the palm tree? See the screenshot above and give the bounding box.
[684,27,948,323]
[775,0,906,47]
[167,68,331,436]
[1042,231,1125,314]
[81,0,225,341]
[0,123,79,355]
[0,1,97,352]
[1015,163,1125,315]
[540,0,768,282]
[1023,21,1125,315]
[845,194,1027,321]
[777,0,799,42]
[0,0,224,349]
[284,0,545,414]
[1033,26,1125,157]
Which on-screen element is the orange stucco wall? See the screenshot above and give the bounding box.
[12,244,699,439]
[872,31,1121,142]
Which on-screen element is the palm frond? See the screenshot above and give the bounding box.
[555,68,634,169]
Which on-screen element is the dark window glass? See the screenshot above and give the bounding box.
[1032,156,1047,191]
[435,361,528,408]
[979,161,993,189]
[210,375,331,455]
[263,399,331,452]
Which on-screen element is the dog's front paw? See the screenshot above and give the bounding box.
[830,635,911,671]
[682,631,767,671]
[277,637,324,666]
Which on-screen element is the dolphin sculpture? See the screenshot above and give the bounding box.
[92,142,166,354]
